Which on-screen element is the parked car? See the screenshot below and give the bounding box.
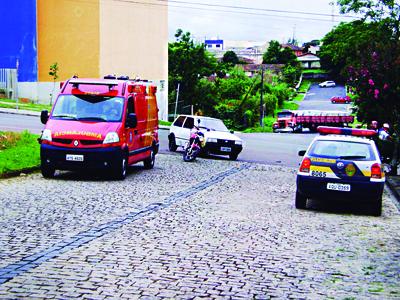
[331,96,351,104]
[168,115,243,160]
[319,81,336,88]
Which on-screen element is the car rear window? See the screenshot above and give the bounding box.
[309,140,376,161]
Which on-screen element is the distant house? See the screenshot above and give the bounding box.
[297,53,321,69]
[205,39,224,50]
[281,44,304,57]
[238,64,284,78]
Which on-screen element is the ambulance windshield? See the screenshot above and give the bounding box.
[52,95,124,122]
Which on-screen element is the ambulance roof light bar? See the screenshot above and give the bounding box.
[317,126,377,137]
[69,78,119,89]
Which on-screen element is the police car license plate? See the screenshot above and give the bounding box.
[220,147,231,152]
[327,183,351,192]
[66,154,84,162]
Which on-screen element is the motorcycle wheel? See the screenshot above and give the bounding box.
[183,148,196,162]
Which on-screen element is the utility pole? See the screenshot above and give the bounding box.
[259,67,264,127]
[174,83,180,118]
[15,59,19,110]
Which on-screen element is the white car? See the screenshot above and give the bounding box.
[168,115,243,160]
[319,80,336,88]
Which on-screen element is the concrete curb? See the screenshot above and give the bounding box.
[385,177,400,203]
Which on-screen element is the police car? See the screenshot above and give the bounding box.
[296,126,385,216]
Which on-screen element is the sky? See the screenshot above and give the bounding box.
[168,0,358,44]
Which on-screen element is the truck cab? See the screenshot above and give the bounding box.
[39,76,159,179]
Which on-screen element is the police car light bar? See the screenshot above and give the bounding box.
[317,126,377,137]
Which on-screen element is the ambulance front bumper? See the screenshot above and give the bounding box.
[41,144,124,171]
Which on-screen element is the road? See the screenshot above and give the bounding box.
[299,83,350,112]
[0,155,399,298]
[0,112,314,167]
[0,112,44,134]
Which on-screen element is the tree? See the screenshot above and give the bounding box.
[222,51,239,65]
[168,29,218,114]
[336,0,400,173]
[49,62,59,105]
[262,40,301,85]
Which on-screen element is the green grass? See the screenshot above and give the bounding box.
[159,120,172,126]
[0,98,52,112]
[0,131,40,176]
[302,69,327,74]
[297,79,313,93]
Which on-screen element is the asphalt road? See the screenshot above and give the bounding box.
[299,83,350,112]
[0,112,44,134]
[0,112,314,168]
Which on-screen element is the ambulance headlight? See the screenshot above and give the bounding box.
[41,129,52,142]
[103,132,120,144]
[235,140,243,145]
[207,138,218,143]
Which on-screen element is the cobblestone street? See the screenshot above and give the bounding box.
[0,154,399,299]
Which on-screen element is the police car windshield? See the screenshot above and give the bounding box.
[199,119,229,132]
[52,95,124,122]
[309,140,375,161]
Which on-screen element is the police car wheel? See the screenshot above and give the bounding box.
[41,165,55,178]
[295,191,307,209]
[143,148,155,169]
[371,198,382,217]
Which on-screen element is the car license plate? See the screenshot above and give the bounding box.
[66,154,84,162]
[220,147,231,152]
[327,183,351,192]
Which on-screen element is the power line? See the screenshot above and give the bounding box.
[157,0,356,19]
[112,0,357,23]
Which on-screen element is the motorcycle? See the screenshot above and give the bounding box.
[183,126,204,162]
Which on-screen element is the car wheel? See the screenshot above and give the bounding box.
[295,191,307,209]
[114,154,128,180]
[143,148,155,169]
[371,198,382,216]
[229,153,238,161]
[332,100,336,103]
[168,134,178,152]
[41,164,55,178]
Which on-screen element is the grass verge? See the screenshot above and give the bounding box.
[0,98,52,112]
[159,120,172,126]
[0,131,40,177]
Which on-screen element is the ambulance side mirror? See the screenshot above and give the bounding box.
[298,150,306,156]
[40,110,49,124]
[126,113,137,128]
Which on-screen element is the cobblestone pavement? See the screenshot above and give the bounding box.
[0,154,399,299]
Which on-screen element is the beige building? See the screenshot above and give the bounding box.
[21,0,169,120]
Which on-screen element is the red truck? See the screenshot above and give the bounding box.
[273,110,354,133]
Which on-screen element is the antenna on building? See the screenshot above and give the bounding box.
[329,1,335,23]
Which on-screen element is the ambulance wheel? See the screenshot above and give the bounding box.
[143,148,155,169]
[229,153,238,161]
[114,155,128,180]
[168,134,178,152]
[41,165,55,178]
[295,191,307,209]
[371,198,382,216]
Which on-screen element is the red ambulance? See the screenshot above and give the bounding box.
[39,75,159,179]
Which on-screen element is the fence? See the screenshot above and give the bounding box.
[0,68,17,99]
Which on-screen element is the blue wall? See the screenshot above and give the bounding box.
[0,0,37,82]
